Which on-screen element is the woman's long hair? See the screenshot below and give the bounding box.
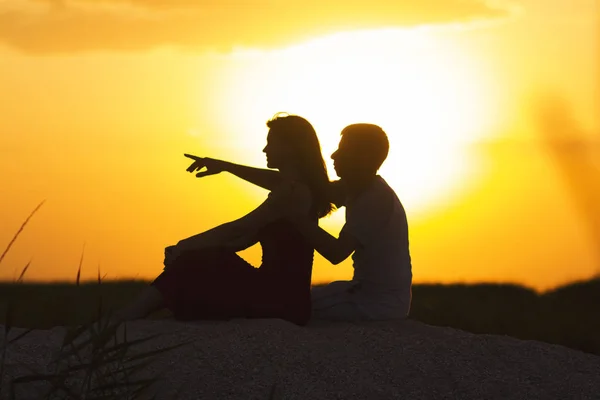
[266,113,335,219]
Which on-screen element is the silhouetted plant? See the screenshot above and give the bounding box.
[0,201,44,394]
[9,317,189,399]
[0,202,189,399]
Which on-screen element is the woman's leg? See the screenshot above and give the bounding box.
[111,286,165,323]
[108,248,201,323]
[111,248,255,323]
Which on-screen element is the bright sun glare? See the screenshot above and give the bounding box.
[207,28,498,216]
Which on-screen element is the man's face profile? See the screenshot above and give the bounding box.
[331,135,359,179]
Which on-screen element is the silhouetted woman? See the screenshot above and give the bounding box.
[112,114,334,326]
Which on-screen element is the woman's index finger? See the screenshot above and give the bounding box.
[183,153,202,160]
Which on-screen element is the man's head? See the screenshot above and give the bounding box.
[331,123,389,180]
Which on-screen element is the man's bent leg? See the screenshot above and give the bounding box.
[113,286,164,323]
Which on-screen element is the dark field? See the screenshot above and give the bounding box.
[1,279,599,356]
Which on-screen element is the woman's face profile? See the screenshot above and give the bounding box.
[263,129,294,169]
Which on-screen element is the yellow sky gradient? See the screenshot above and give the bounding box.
[0,0,598,291]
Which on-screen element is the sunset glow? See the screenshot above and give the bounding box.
[215,29,498,213]
[0,0,598,291]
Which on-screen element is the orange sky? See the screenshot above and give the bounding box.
[0,0,598,291]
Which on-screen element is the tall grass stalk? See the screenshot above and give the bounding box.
[0,200,45,268]
[8,270,191,399]
[16,260,32,283]
[0,201,189,399]
[76,244,85,287]
[0,201,44,395]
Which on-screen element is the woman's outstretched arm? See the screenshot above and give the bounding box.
[223,233,260,252]
[164,225,258,269]
[184,154,283,191]
[184,154,349,206]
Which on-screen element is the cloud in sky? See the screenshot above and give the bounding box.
[0,0,518,54]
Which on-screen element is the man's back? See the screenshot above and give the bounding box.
[340,175,412,318]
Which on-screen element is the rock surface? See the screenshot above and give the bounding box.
[2,318,600,399]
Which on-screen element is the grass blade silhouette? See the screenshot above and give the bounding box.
[0,302,13,392]
[76,243,85,286]
[7,328,33,345]
[0,200,45,267]
[17,260,32,283]
[97,264,104,321]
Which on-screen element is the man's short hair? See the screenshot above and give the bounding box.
[340,123,389,172]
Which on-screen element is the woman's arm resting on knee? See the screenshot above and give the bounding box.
[176,221,244,251]
[222,233,259,252]
[177,181,311,251]
[177,229,258,253]
[184,154,283,191]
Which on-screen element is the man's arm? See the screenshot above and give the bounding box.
[289,216,358,265]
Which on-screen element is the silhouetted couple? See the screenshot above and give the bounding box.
[114,114,412,326]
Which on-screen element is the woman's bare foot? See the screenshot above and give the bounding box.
[112,286,165,322]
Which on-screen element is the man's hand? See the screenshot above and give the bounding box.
[328,179,347,208]
[184,154,228,178]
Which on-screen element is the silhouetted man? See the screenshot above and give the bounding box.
[284,124,412,320]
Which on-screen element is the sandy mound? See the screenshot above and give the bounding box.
[2,318,600,399]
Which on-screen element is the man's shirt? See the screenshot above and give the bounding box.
[340,175,413,318]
